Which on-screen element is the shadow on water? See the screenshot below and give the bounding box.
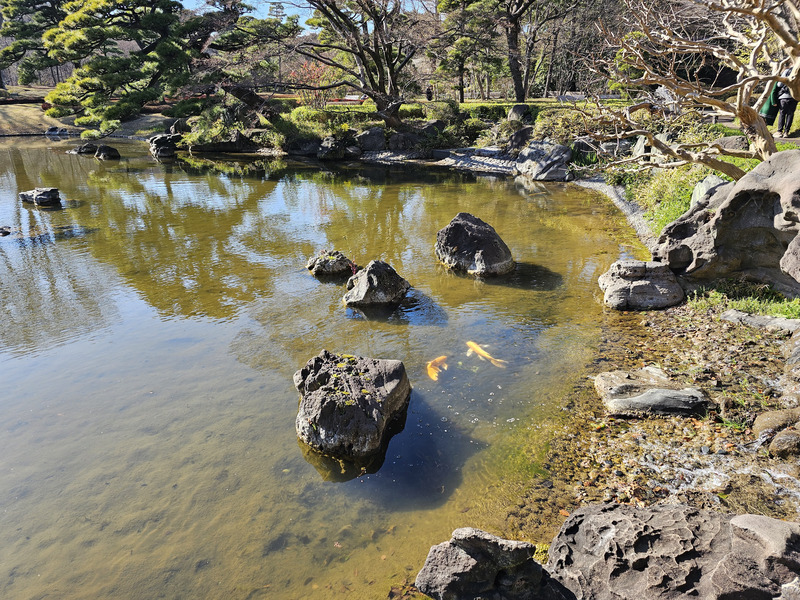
[480,261,564,291]
[345,289,449,326]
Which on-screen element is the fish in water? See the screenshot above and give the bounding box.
[466,341,508,368]
[426,355,448,380]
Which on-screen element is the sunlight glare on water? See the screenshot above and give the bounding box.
[0,139,646,599]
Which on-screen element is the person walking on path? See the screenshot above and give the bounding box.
[776,68,797,137]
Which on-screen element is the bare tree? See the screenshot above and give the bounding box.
[588,0,800,179]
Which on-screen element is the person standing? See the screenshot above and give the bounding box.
[776,68,797,137]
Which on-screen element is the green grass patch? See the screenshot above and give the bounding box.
[688,278,800,319]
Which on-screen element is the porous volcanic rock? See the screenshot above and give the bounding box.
[19,187,61,207]
[547,503,800,600]
[435,212,514,276]
[343,260,410,306]
[306,250,356,278]
[415,527,570,600]
[595,366,708,417]
[293,350,411,460]
[653,149,800,297]
[598,260,684,310]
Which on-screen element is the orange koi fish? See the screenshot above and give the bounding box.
[426,355,449,381]
[466,341,508,368]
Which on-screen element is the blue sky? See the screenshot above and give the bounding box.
[185,0,313,22]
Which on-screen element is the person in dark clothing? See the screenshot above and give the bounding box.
[776,68,797,137]
[425,86,433,101]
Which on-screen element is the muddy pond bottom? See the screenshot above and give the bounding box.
[0,140,644,599]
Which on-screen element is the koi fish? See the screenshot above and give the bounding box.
[426,355,448,381]
[466,341,508,368]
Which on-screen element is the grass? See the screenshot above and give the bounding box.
[688,278,800,319]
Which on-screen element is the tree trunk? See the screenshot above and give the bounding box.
[375,98,404,130]
[506,20,525,102]
[543,28,559,99]
[458,68,465,104]
[739,105,778,160]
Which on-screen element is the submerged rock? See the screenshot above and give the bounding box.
[343,260,410,306]
[434,212,514,276]
[306,250,356,278]
[548,503,800,600]
[598,260,685,310]
[293,350,411,460]
[19,187,61,207]
[595,366,708,417]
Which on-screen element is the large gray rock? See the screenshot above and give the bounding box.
[415,528,568,600]
[632,132,674,160]
[691,174,728,207]
[769,428,800,458]
[515,141,572,181]
[356,127,386,151]
[507,104,531,122]
[653,150,800,297]
[712,135,749,151]
[317,136,347,160]
[547,503,800,600]
[595,366,708,416]
[435,212,514,276]
[306,250,356,278]
[149,133,181,159]
[188,130,258,153]
[19,187,61,207]
[94,145,120,160]
[293,349,411,460]
[343,260,410,306]
[67,142,98,155]
[388,132,422,151]
[597,260,685,310]
[754,408,800,436]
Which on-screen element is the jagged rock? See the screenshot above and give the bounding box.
[317,136,348,160]
[507,126,534,154]
[653,150,800,297]
[388,132,422,151]
[597,260,685,310]
[691,174,728,207]
[435,212,514,277]
[67,143,98,155]
[599,138,634,157]
[507,104,531,122]
[769,428,800,458]
[306,250,356,278]
[293,349,411,460]
[548,503,800,600]
[149,133,181,159]
[356,127,386,151]
[94,145,120,160]
[19,187,61,207]
[418,120,446,137]
[595,366,708,416]
[754,408,800,436]
[188,130,258,153]
[286,139,322,156]
[343,260,410,306]
[415,528,569,600]
[632,132,675,160]
[514,141,572,181]
[712,135,749,151]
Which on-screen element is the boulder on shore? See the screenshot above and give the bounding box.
[343,260,410,306]
[653,149,800,297]
[595,366,708,417]
[548,503,800,600]
[293,349,411,460]
[598,260,685,310]
[435,212,514,276]
[415,527,568,600]
[514,140,572,181]
[19,187,61,207]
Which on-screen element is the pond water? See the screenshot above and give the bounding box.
[0,139,645,599]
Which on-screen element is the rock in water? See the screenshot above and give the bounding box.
[343,260,410,306]
[415,528,552,600]
[434,213,514,276]
[548,503,800,600]
[306,250,356,278]
[595,366,708,416]
[94,145,120,160]
[19,187,61,207]
[597,260,685,310]
[293,350,411,460]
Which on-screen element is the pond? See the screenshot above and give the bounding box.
[0,139,646,599]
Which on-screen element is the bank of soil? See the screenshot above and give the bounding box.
[505,303,799,544]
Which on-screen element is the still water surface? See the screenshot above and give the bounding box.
[0,139,645,599]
